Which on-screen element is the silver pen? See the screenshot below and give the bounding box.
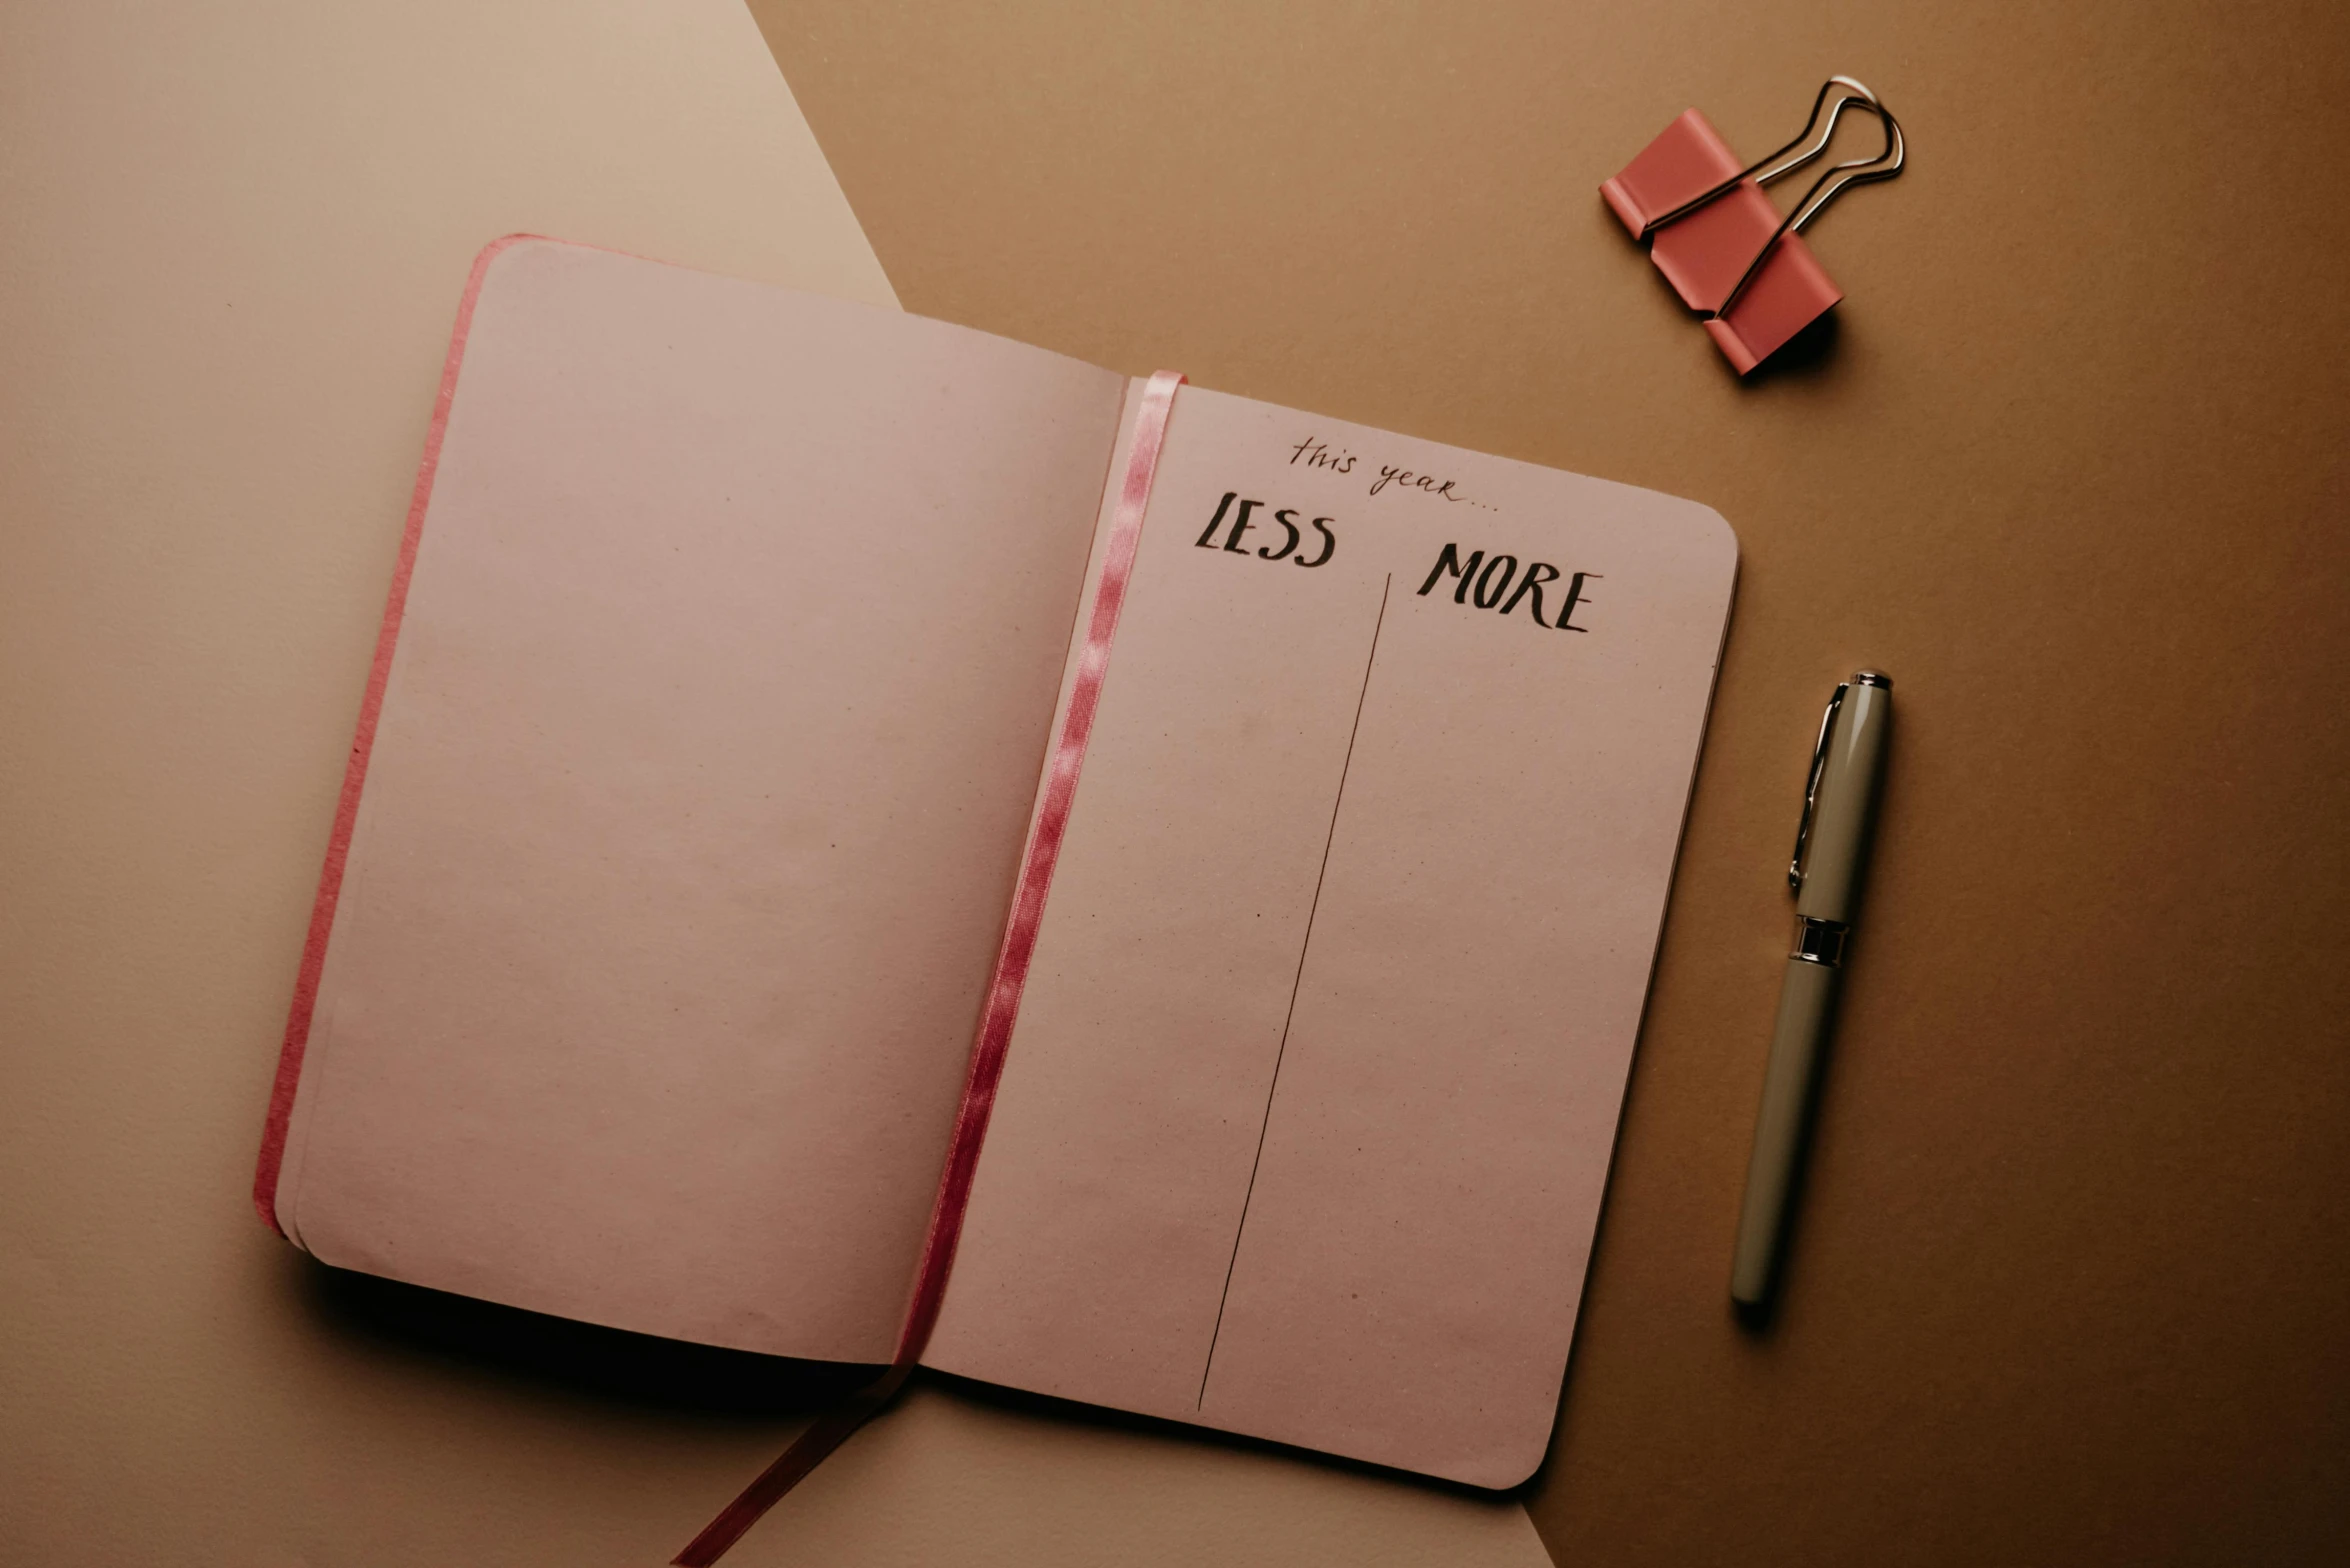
[1731,671,1892,1308]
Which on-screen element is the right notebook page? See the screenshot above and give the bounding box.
[924,386,1737,1488]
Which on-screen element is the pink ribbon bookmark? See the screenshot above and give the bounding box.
[672,370,1186,1567]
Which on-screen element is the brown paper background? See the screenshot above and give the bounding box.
[743,1,2350,1563]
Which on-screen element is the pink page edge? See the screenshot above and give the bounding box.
[250,233,543,1234]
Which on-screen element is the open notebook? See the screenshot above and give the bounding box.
[257,236,1735,1491]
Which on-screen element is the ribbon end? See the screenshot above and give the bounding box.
[667,1365,913,1564]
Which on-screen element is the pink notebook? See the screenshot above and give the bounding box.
[257,236,1736,1489]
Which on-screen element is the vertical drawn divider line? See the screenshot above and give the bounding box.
[1197,572,1395,1409]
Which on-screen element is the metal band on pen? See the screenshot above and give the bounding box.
[1791,915,1848,967]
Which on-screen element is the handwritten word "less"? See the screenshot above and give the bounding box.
[1417,543,1597,632]
[1197,492,1337,568]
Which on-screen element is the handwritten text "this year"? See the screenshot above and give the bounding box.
[1289,436,1496,509]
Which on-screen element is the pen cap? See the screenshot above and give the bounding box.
[1794,673,1891,925]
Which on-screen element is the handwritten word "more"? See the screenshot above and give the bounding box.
[1416,543,1597,632]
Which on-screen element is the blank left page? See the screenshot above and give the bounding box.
[267,240,1127,1360]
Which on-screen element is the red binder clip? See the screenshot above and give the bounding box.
[1602,77,1905,374]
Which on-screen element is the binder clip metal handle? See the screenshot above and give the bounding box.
[1707,78,1904,321]
[1601,78,1907,374]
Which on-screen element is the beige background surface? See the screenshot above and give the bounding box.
[740,1,2350,1564]
[6,0,2347,1563]
[0,0,1544,1563]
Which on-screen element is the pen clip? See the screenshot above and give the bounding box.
[1789,683,1849,893]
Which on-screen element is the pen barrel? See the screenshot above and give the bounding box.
[1794,679,1890,925]
[1731,955,1841,1305]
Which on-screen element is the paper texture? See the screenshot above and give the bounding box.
[272,240,1127,1359]
[926,387,1735,1485]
